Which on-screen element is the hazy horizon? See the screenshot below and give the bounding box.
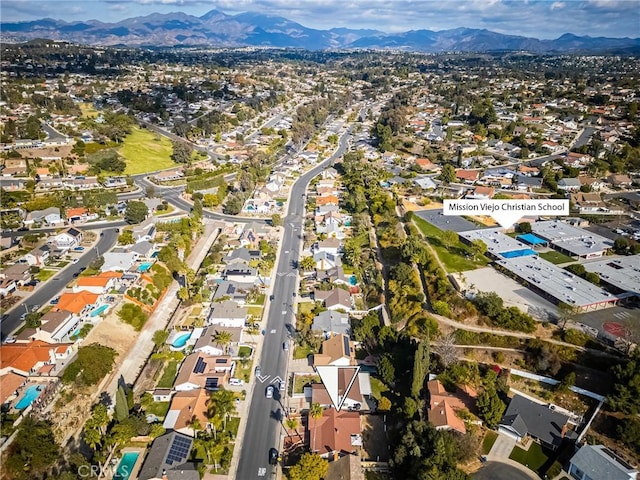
[1,0,639,40]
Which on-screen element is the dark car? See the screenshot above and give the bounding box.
[268,448,279,465]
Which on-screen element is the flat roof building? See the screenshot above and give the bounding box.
[531,220,613,259]
[495,255,619,311]
[583,256,640,298]
[459,228,537,260]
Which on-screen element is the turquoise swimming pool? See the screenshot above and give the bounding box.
[172,332,192,349]
[138,262,153,273]
[113,452,139,480]
[15,385,43,410]
[90,304,109,317]
[349,275,357,286]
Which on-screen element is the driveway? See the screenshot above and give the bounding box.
[488,433,516,460]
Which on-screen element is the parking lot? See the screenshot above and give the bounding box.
[460,267,558,320]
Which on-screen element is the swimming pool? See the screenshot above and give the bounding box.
[500,249,537,259]
[138,262,153,273]
[172,332,192,349]
[113,452,139,480]
[349,275,357,286]
[90,304,109,317]
[15,385,43,410]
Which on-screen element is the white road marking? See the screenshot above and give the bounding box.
[258,467,266,476]
[270,329,276,334]
[257,375,271,383]
[271,376,283,384]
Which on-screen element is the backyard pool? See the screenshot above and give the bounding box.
[138,262,153,273]
[349,275,357,286]
[15,385,43,410]
[113,452,139,480]
[90,304,109,317]
[172,332,192,349]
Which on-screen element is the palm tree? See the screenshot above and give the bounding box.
[309,403,323,453]
[207,388,237,432]
[187,415,202,438]
[213,330,233,355]
[285,417,301,442]
[299,256,316,271]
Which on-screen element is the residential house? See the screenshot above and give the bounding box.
[415,158,437,170]
[223,261,259,284]
[0,340,73,376]
[103,176,127,188]
[162,388,210,437]
[101,252,138,272]
[325,453,365,480]
[0,278,16,296]
[427,379,476,435]
[29,310,79,343]
[315,238,343,256]
[208,300,248,328]
[313,334,356,366]
[309,408,362,458]
[151,388,173,403]
[137,432,199,480]
[313,251,342,271]
[568,444,637,480]
[312,311,351,337]
[211,280,253,304]
[173,352,233,391]
[570,192,609,214]
[193,326,243,357]
[74,272,121,295]
[66,207,98,223]
[515,175,544,191]
[314,288,353,312]
[316,265,350,286]
[456,170,480,184]
[498,394,571,450]
[578,175,603,191]
[311,367,368,411]
[53,227,83,250]
[0,263,31,285]
[132,221,156,243]
[24,207,62,226]
[154,170,184,182]
[558,178,582,192]
[129,241,156,259]
[56,290,100,317]
[316,195,340,207]
[0,371,28,406]
[24,244,51,266]
[225,247,260,265]
[65,176,101,190]
[607,174,633,188]
[414,177,438,190]
[467,186,495,199]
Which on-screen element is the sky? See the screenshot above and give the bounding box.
[1,0,639,39]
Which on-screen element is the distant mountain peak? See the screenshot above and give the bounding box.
[1,9,638,53]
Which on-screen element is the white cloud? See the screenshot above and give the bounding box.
[551,2,566,9]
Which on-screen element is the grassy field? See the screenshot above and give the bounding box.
[481,430,498,454]
[247,306,263,318]
[293,374,320,393]
[145,401,170,418]
[157,360,178,388]
[369,377,389,400]
[293,344,314,360]
[79,102,98,118]
[509,442,551,474]
[413,216,489,272]
[119,127,176,175]
[538,250,575,264]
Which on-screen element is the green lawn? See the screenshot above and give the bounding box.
[297,302,314,316]
[235,360,252,383]
[119,127,177,175]
[226,416,240,437]
[413,216,489,272]
[157,360,178,388]
[145,401,170,418]
[481,430,498,455]
[36,269,57,281]
[293,374,320,394]
[369,377,389,400]
[247,306,263,317]
[293,344,314,360]
[539,250,575,265]
[79,102,98,118]
[509,442,551,474]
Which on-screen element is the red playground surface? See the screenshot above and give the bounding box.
[603,322,628,338]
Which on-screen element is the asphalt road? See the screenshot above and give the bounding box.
[235,129,352,480]
[473,461,538,480]
[1,228,119,341]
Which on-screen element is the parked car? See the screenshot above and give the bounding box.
[265,385,274,399]
[280,381,286,392]
[255,366,261,377]
[229,378,244,386]
[268,448,279,465]
[283,341,289,351]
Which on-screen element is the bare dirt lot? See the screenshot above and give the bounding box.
[360,414,390,462]
[16,145,73,159]
[83,308,138,357]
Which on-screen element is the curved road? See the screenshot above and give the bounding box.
[0,228,119,340]
[235,128,352,480]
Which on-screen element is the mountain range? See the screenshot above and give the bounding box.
[2,9,639,53]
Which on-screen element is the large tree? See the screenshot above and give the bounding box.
[171,140,193,165]
[411,341,430,399]
[609,349,640,414]
[5,417,60,479]
[476,387,505,429]
[288,453,328,480]
[124,200,149,224]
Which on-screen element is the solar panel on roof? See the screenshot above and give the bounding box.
[193,357,207,374]
[343,335,350,355]
[166,435,192,465]
[205,378,219,390]
[215,358,227,363]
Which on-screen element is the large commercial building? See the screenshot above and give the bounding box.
[531,220,613,259]
[495,255,619,311]
[583,256,640,298]
[459,228,537,260]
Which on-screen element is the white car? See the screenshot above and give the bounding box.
[72,258,79,264]
[266,385,274,399]
[229,378,244,386]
